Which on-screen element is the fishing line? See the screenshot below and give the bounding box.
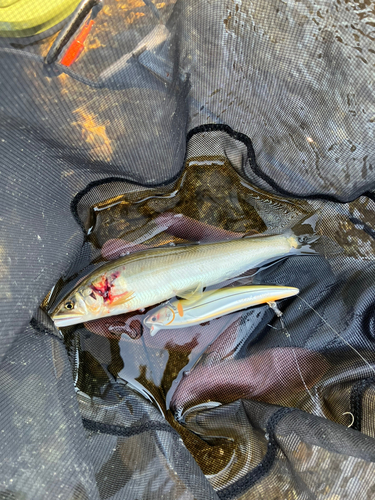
[141,331,158,385]
[268,301,326,418]
[296,296,375,377]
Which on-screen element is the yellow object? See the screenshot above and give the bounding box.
[0,0,81,38]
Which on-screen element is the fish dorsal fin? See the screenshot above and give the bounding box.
[174,282,204,303]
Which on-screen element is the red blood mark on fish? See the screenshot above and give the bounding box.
[111,271,120,281]
[90,277,110,300]
[90,271,122,304]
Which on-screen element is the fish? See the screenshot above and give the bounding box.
[143,285,300,336]
[50,231,314,328]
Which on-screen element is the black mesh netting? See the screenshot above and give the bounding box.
[1,0,375,499]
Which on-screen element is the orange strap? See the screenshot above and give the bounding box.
[61,19,95,67]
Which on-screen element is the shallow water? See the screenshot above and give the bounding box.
[45,156,375,476]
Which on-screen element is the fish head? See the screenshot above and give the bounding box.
[144,305,175,336]
[50,286,106,328]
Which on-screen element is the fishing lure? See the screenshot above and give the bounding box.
[143,285,299,335]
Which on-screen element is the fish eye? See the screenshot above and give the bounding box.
[152,316,156,322]
[64,301,74,310]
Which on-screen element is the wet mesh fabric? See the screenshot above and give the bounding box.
[1,0,375,499]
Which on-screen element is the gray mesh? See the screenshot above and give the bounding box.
[1,0,375,499]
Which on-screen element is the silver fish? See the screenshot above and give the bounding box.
[50,231,311,327]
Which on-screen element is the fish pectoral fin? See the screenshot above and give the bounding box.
[174,282,204,303]
[111,291,134,306]
[150,324,161,336]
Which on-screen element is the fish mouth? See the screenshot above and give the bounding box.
[51,314,85,328]
[143,317,157,328]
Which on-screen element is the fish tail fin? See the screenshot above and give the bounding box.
[291,233,319,254]
[288,231,343,257]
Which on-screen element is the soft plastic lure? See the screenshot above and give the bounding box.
[143,285,299,335]
[50,231,310,328]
